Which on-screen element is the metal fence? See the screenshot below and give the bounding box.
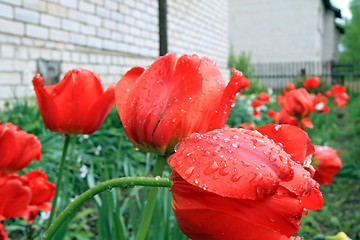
[251,61,360,93]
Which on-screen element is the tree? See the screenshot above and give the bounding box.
[340,0,360,62]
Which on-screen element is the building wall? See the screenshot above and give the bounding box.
[0,0,229,105]
[228,0,340,63]
[322,9,339,61]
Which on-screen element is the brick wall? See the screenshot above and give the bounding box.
[0,0,229,105]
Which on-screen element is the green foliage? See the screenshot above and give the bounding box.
[228,51,267,94]
[226,97,253,127]
[228,51,254,79]
[340,0,360,62]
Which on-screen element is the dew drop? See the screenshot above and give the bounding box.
[279,155,288,164]
[223,138,231,143]
[219,165,230,176]
[268,218,276,223]
[194,179,199,185]
[232,142,240,148]
[231,172,242,182]
[271,147,280,154]
[184,166,195,178]
[245,130,264,138]
[204,161,219,175]
[274,125,282,131]
[241,161,250,167]
[255,139,267,147]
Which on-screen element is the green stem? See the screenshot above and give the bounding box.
[46,136,71,229]
[42,176,171,240]
[135,155,167,240]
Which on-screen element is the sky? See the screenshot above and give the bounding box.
[331,0,352,19]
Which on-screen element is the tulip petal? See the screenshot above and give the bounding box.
[171,172,303,239]
[22,170,56,207]
[256,124,314,165]
[168,128,294,200]
[84,84,115,134]
[210,69,249,128]
[32,74,60,132]
[0,176,32,220]
[0,123,41,173]
[280,163,323,210]
[0,222,8,240]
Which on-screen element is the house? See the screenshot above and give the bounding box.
[228,0,343,63]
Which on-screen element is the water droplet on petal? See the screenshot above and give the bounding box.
[219,165,230,176]
[204,161,219,175]
[184,166,195,179]
[245,130,264,138]
[231,172,242,182]
[274,125,282,131]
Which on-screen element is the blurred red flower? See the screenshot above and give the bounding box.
[0,170,55,224]
[312,146,342,185]
[115,53,249,155]
[286,82,295,91]
[303,76,320,89]
[32,68,115,135]
[22,170,56,212]
[237,122,256,130]
[168,125,322,239]
[0,222,7,240]
[325,85,349,108]
[282,88,315,118]
[257,92,270,103]
[251,99,264,108]
[267,109,280,123]
[0,122,41,173]
[0,173,33,222]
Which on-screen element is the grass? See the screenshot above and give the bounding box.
[1,92,360,239]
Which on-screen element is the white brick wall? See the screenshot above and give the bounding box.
[0,0,229,104]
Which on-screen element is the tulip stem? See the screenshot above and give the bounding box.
[41,176,171,240]
[46,135,71,229]
[135,155,167,240]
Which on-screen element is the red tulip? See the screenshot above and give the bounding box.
[303,76,320,89]
[115,53,249,155]
[168,125,323,239]
[312,146,342,185]
[325,85,349,108]
[282,88,315,118]
[22,170,56,212]
[326,84,346,97]
[257,92,270,103]
[0,222,7,240]
[251,99,264,108]
[285,82,295,91]
[237,122,256,130]
[32,68,115,135]
[267,109,280,123]
[0,173,33,221]
[0,122,41,173]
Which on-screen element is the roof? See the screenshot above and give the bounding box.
[323,0,342,18]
